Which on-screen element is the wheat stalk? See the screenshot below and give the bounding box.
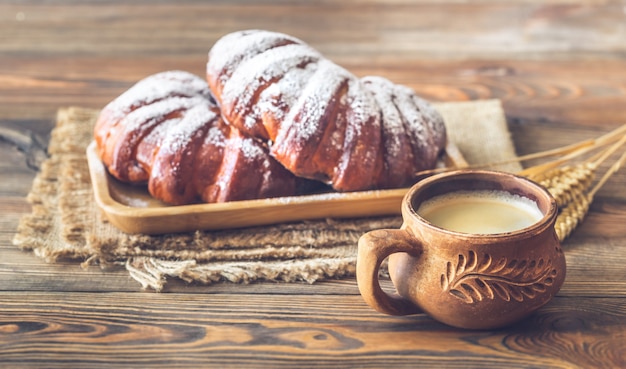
[530,163,595,208]
[527,131,623,208]
[417,124,626,179]
[518,124,626,178]
[514,127,626,241]
[416,124,626,241]
[554,192,592,241]
[551,150,626,241]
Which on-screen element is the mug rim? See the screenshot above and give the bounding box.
[404,169,558,239]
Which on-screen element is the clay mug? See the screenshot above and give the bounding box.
[357,170,566,329]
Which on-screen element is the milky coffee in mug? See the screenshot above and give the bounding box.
[417,189,544,234]
[357,170,566,329]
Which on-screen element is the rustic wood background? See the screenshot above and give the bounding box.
[1,1,625,368]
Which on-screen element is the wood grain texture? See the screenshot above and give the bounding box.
[0,293,624,369]
[2,1,625,59]
[1,0,625,367]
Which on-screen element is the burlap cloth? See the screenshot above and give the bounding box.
[13,99,521,291]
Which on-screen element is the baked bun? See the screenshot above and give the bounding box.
[206,29,446,191]
[94,70,300,205]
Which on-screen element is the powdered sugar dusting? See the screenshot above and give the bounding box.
[119,96,197,137]
[391,84,432,169]
[239,136,266,162]
[158,102,218,157]
[362,76,404,159]
[361,75,446,174]
[344,77,380,140]
[106,71,211,123]
[205,123,226,149]
[276,59,349,148]
[255,62,316,131]
[411,93,446,150]
[333,76,380,180]
[207,30,304,84]
[204,29,446,192]
[98,67,302,204]
[220,43,321,132]
[148,102,219,188]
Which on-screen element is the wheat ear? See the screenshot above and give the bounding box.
[554,151,626,241]
[416,124,625,242]
[554,193,592,242]
[535,163,595,208]
[525,135,625,209]
[521,132,625,241]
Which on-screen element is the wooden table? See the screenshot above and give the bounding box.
[1,1,625,368]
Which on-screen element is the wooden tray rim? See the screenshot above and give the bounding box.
[86,142,408,234]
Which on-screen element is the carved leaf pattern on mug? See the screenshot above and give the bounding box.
[440,250,558,304]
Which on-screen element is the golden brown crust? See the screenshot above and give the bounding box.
[207,30,446,192]
[96,30,447,206]
[94,70,299,205]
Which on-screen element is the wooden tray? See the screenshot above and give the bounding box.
[87,141,448,234]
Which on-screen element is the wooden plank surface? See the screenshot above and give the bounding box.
[0,293,624,369]
[1,1,625,368]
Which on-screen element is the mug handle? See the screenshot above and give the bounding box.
[357,229,423,316]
